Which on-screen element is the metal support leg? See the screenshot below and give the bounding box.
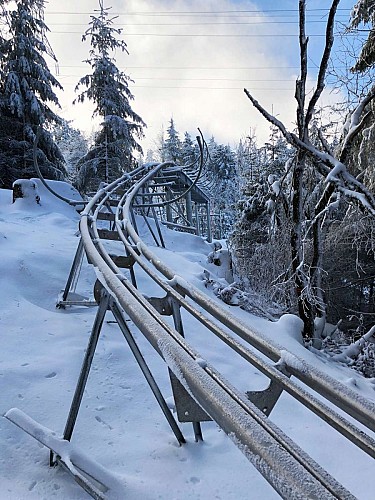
[206,202,212,243]
[171,298,185,337]
[185,191,193,226]
[195,204,200,236]
[166,190,172,223]
[130,208,139,235]
[125,211,138,289]
[110,301,186,445]
[51,291,110,466]
[126,245,138,289]
[151,204,165,248]
[63,292,110,442]
[171,298,204,442]
[60,238,84,304]
[192,422,203,442]
[141,208,161,247]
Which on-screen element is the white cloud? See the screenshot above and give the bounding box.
[44,0,342,151]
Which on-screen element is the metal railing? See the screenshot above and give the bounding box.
[74,161,375,498]
[5,156,375,499]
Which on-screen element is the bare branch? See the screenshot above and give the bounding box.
[318,128,334,156]
[243,89,292,137]
[244,87,375,214]
[339,84,375,162]
[296,0,308,136]
[305,0,340,128]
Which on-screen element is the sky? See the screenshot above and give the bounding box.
[42,0,359,152]
[1,178,375,498]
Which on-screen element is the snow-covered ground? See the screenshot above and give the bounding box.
[0,180,374,499]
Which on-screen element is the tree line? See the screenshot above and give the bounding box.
[0,0,374,367]
[231,0,375,356]
[0,0,145,192]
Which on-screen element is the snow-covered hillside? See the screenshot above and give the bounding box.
[0,181,374,499]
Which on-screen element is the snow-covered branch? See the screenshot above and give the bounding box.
[339,84,375,162]
[243,88,375,215]
[332,325,375,362]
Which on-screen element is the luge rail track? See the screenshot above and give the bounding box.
[5,158,375,499]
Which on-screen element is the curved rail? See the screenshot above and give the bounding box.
[75,161,375,499]
[120,163,375,432]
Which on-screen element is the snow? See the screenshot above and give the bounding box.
[1,182,375,499]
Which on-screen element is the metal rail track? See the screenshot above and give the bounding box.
[71,162,374,498]
[5,160,375,498]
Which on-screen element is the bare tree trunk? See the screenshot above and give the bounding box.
[290,151,315,340]
[291,1,316,341]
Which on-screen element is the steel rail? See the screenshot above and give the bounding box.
[80,188,354,499]
[111,230,375,460]
[118,164,375,436]
[74,161,375,498]
[107,164,375,459]
[94,167,375,461]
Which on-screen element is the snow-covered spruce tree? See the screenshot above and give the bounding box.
[75,0,145,193]
[244,0,375,344]
[53,119,88,180]
[350,0,375,72]
[206,139,239,238]
[181,131,198,165]
[0,2,7,56]
[164,118,182,163]
[0,0,66,189]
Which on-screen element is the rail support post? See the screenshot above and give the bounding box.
[206,202,212,243]
[169,297,211,442]
[50,287,110,466]
[110,301,186,445]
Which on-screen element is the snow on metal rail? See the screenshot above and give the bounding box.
[5,159,374,499]
[72,161,373,498]
[120,162,375,435]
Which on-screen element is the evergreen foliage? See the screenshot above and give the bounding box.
[181,132,197,165]
[0,0,66,189]
[206,138,239,238]
[164,118,182,163]
[74,0,145,193]
[350,0,375,72]
[53,119,88,179]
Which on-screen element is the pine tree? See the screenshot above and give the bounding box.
[181,131,197,165]
[53,119,88,179]
[0,0,66,189]
[75,0,145,193]
[350,0,375,72]
[164,118,182,163]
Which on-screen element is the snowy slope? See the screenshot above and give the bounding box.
[0,181,374,499]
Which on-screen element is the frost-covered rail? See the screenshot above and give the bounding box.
[5,161,375,499]
[65,161,372,498]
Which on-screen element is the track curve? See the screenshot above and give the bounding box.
[74,161,375,499]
